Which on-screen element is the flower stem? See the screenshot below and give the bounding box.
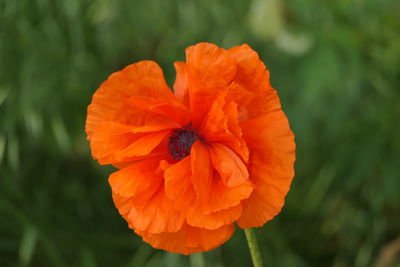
[244,228,264,267]
[189,252,205,267]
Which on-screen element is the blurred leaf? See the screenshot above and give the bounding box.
[18,225,38,266]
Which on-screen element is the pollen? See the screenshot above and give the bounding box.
[168,125,199,160]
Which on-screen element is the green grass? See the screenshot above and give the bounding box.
[1,0,400,266]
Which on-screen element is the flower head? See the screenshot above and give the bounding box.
[86,43,295,254]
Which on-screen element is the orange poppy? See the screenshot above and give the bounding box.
[86,42,295,254]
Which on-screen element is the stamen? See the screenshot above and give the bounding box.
[168,125,198,160]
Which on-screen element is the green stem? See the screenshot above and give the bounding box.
[189,252,205,267]
[244,228,264,267]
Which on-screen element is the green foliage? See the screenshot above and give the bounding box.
[1,0,399,266]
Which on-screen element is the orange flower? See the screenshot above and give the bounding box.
[86,43,295,254]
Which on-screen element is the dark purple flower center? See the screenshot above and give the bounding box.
[168,125,198,160]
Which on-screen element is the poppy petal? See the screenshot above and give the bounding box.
[127,188,185,234]
[111,137,172,169]
[112,192,134,223]
[127,95,191,126]
[114,130,171,160]
[190,141,213,206]
[237,111,295,228]
[228,44,271,93]
[191,141,253,214]
[228,44,282,120]
[222,101,249,161]
[185,204,242,230]
[109,158,163,199]
[165,153,245,230]
[173,62,189,106]
[89,122,136,164]
[86,60,178,137]
[186,42,236,86]
[137,223,235,255]
[110,159,185,234]
[203,172,254,214]
[208,143,251,188]
[200,91,249,161]
[164,157,196,211]
[184,43,237,128]
[90,122,172,165]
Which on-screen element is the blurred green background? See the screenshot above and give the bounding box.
[1,0,400,266]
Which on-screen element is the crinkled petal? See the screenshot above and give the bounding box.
[190,141,213,207]
[173,62,189,106]
[222,101,249,160]
[90,121,172,164]
[184,43,237,128]
[112,192,134,224]
[190,141,253,214]
[228,44,271,93]
[237,111,295,228]
[137,223,235,255]
[86,61,178,136]
[111,137,172,169]
[185,204,242,230]
[89,122,136,164]
[208,143,250,188]
[186,42,236,86]
[109,158,163,199]
[110,159,185,234]
[128,95,190,126]
[114,130,171,160]
[204,172,253,214]
[86,61,190,165]
[127,188,185,234]
[164,155,243,230]
[227,45,281,121]
[164,157,196,211]
[200,90,249,161]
